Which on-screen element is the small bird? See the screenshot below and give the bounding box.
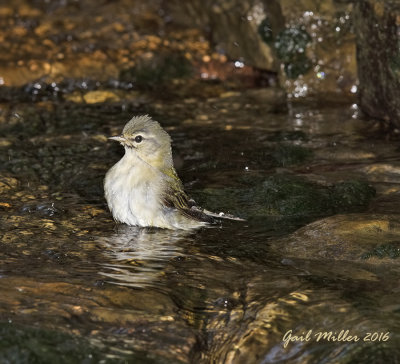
[104,115,243,230]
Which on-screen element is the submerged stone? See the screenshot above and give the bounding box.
[361,243,400,260]
[0,322,103,363]
[273,214,400,263]
[194,175,375,221]
[271,144,313,167]
[0,175,19,193]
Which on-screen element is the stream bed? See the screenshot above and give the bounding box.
[1,87,400,363]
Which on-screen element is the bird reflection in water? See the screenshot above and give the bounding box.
[98,225,192,288]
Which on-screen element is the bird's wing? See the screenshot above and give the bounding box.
[161,176,214,223]
[161,168,245,223]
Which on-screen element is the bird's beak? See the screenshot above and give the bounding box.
[108,135,126,143]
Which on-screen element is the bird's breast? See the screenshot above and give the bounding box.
[104,156,163,226]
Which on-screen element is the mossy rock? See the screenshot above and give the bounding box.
[0,323,102,364]
[361,242,400,260]
[271,144,312,167]
[272,26,312,78]
[0,322,172,364]
[193,175,375,221]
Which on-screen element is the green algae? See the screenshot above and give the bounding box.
[194,175,375,221]
[0,323,103,364]
[361,243,400,260]
[274,27,312,79]
[0,322,177,364]
[271,144,313,167]
[259,24,312,79]
[266,130,308,142]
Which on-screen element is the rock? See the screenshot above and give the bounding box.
[194,175,375,220]
[167,0,283,71]
[353,0,400,127]
[243,87,287,111]
[272,214,400,263]
[65,90,122,104]
[0,176,19,193]
[83,90,121,104]
[167,0,357,98]
[206,271,385,363]
[0,138,12,147]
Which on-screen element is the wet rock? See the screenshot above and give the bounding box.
[0,64,52,87]
[194,175,375,221]
[82,90,121,104]
[353,1,400,127]
[273,214,400,263]
[360,163,400,183]
[314,147,376,161]
[273,25,313,78]
[0,276,197,363]
[0,175,18,193]
[167,0,283,71]
[21,202,59,217]
[271,144,312,166]
[247,176,375,217]
[119,52,193,89]
[0,138,12,147]
[0,322,106,363]
[206,275,394,363]
[243,87,287,112]
[0,202,11,209]
[90,134,108,143]
[167,0,356,97]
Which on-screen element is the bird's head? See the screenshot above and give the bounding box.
[109,115,173,170]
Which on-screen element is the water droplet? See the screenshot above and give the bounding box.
[234,61,244,68]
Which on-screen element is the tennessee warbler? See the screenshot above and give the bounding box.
[104,115,243,230]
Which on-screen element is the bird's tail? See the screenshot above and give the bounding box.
[200,208,246,222]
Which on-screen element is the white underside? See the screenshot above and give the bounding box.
[104,152,205,230]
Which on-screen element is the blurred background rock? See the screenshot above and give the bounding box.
[0,0,398,126]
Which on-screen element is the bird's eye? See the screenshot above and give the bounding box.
[134,135,143,143]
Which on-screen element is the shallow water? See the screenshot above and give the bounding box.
[1,89,400,363]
